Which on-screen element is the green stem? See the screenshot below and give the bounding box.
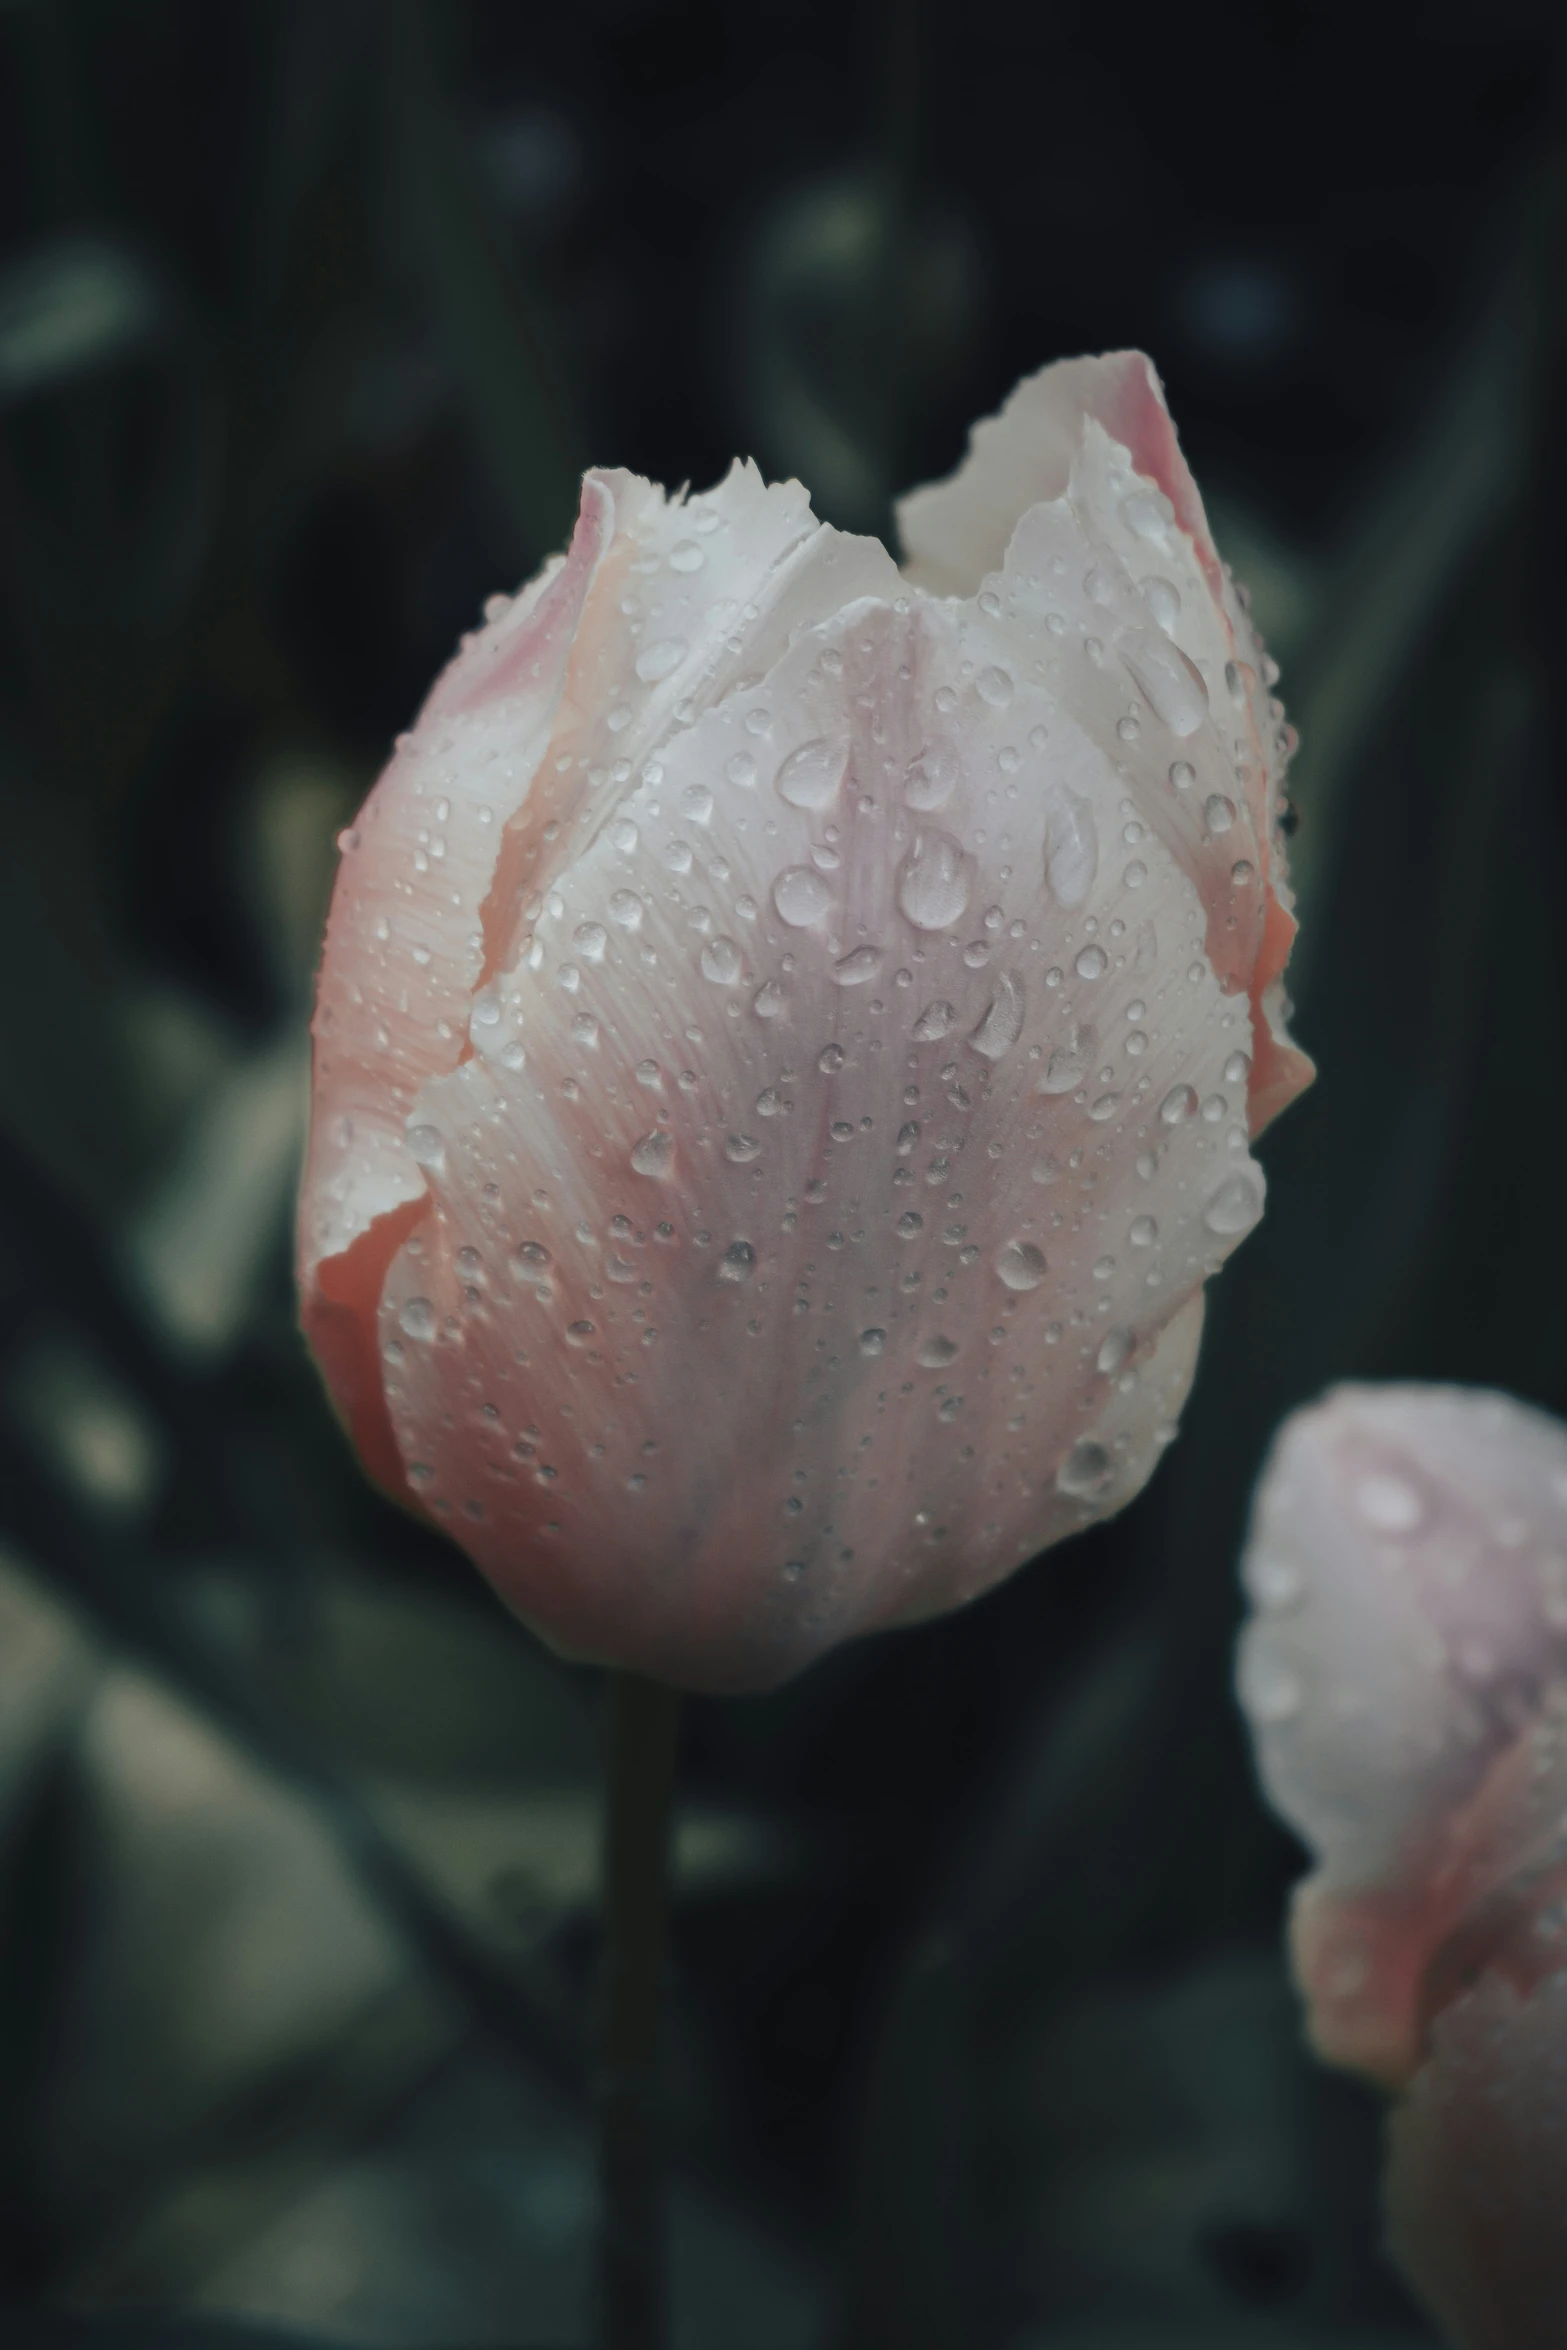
[598,1669,683,2350]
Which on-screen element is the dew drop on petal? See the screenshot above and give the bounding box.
[726,751,758,787]
[1074,944,1108,981]
[1040,1025,1093,1094]
[1354,1471,1426,1535]
[773,867,834,927]
[668,539,705,573]
[897,831,972,931]
[635,637,686,682]
[1044,788,1098,908]
[406,1122,445,1169]
[969,972,1024,1061]
[1205,793,1237,834]
[917,1334,959,1368]
[904,743,958,811]
[832,945,884,987]
[631,1130,675,1179]
[701,936,743,985]
[1058,1439,1112,1499]
[1097,1326,1134,1375]
[1202,1172,1262,1233]
[1160,1083,1198,1124]
[859,1327,887,1357]
[680,783,714,825]
[997,1241,1046,1291]
[914,1000,955,1041]
[573,921,607,962]
[718,1241,756,1284]
[1118,628,1209,736]
[753,979,788,1018]
[609,889,644,930]
[976,665,1013,707]
[775,737,849,811]
[725,1133,762,1163]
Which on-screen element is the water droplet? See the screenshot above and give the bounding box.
[859,1327,887,1357]
[1044,788,1098,908]
[718,1241,756,1284]
[406,1122,445,1169]
[635,637,686,682]
[631,1130,675,1179]
[572,1011,599,1048]
[1205,793,1237,834]
[753,979,788,1018]
[896,1211,924,1239]
[726,751,758,787]
[775,737,848,811]
[1141,576,1180,631]
[1354,1471,1425,1535]
[1074,944,1108,980]
[832,945,884,987]
[904,743,958,811]
[976,665,1013,707]
[1130,1215,1158,1247]
[773,867,834,927]
[997,1241,1046,1291]
[1039,1025,1092,1094]
[1118,628,1208,735]
[914,1000,955,1042]
[573,921,607,963]
[610,889,644,930]
[668,539,705,573]
[817,1043,845,1075]
[1250,1553,1304,1612]
[897,830,972,931]
[701,936,743,985]
[1058,1439,1112,1499]
[513,1241,552,1285]
[1160,1084,1198,1124]
[969,972,1024,1061]
[917,1334,959,1368]
[1097,1327,1133,1376]
[611,818,640,854]
[400,1296,436,1340]
[1243,1652,1303,1724]
[680,782,714,825]
[1169,760,1195,791]
[725,1133,762,1163]
[1202,1172,1262,1234]
[1224,1050,1252,1085]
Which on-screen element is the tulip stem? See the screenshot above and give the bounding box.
[598,1668,683,2350]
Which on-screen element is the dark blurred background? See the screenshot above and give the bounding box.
[0,3,1564,2346]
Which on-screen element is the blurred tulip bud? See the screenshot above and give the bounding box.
[299,351,1310,1692]
[1239,1384,1567,2346]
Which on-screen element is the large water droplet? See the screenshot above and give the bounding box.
[1037,1016,1094,1093]
[1044,788,1098,908]
[775,737,848,811]
[635,637,686,683]
[904,744,958,811]
[1118,628,1209,736]
[701,936,743,985]
[1202,1172,1262,1233]
[997,1241,1046,1291]
[406,1121,445,1169]
[631,1130,675,1179]
[832,945,884,987]
[773,867,834,927]
[668,539,705,573]
[859,1327,887,1357]
[1074,944,1108,981]
[976,665,1013,707]
[609,889,644,930]
[725,1133,762,1163]
[718,1240,756,1284]
[913,1000,955,1041]
[512,1240,552,1286]
[1141,576,1180,631]
[1160,1083,1197,1124]
[754,979,787,1018]
[399,1296,436,1341]
[917,1334,959,1368]
[1057,1439,1112,1499]
[969,972,1024,1061]
[897,830,972,931]
[680,782,714,825]
[1096,1327,1133,1376]
[573,921,607,962]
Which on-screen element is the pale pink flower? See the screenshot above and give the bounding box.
[1239,1384,1567,2346]
[299,351,1310,1692]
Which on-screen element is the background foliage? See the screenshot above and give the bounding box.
[0,3,1562,2345]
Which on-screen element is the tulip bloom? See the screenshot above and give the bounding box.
[1238,1384,1567,2348]
[299,351,1310,1691]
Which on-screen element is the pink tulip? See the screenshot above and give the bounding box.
[299,350,1311,1692]
[1239,1384,1567,2347]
